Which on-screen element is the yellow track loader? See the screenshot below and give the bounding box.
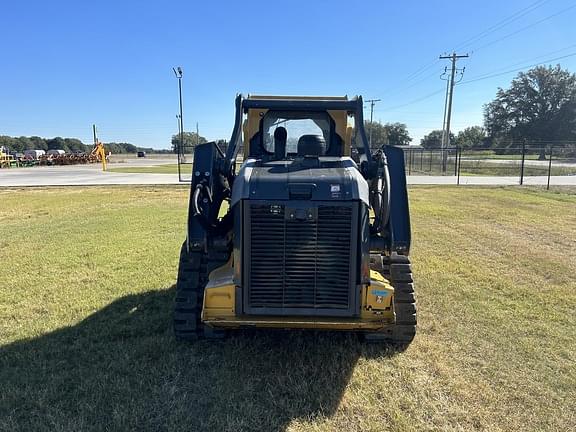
[174,95,415,345]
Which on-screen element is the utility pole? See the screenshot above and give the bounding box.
[365,98,381,149]
[92,124,97,145]
[173,67,183,180]
[439,52,468,172]
[440,67,451,172]
[440,66,450,142]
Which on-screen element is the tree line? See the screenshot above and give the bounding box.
[419,65,576,156]
[0,135,166,154]
[363,65,575,157]
[6,65,574,158]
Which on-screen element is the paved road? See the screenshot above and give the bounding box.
[109,157,176,167]
[1,164,575,187]
[407,175,576,186]
[0,165,180,186]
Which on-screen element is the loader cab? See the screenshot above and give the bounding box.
[248,110,343,160]
[235,95,368,170]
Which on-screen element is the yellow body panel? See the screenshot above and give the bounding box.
[202,264,395,330]
[202,265,235,320]
[204,317,389,330]
[361,272,394,320]
[244,108,269,156]
[327,109,351,156]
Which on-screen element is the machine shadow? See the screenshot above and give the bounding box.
[1,286,399,431]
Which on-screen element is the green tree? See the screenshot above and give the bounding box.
[29,136,47,150]
[171,132,208,154]
[455,126,487,149]
[484,65,576,150]
[16,136,34,151]
[364,121,388,151]
[1,136,90,154]
[46,137,66,151]
[383,122,412,146]
[63,138,88,153]
[420,130,455,149]
[0,136,17,152]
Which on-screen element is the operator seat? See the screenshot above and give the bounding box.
[297,134,326,157]
[274,127,287,160]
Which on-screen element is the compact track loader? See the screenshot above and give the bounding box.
[174,95,415,345]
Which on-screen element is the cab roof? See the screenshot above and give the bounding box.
[242,95,361,113]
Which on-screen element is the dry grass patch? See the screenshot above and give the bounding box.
[0,186,575,431]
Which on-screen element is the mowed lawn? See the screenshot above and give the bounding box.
[0,186,575,432]
[108,164,180,174]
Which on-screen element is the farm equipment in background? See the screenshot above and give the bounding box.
[89,141,108,170]
[90,125,108,171]
[1,124,110,170]
[1,145,109,169]
[174,95,416,346]
[33,141,108,168]
[0,146,17,168]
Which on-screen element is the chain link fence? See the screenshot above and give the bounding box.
[403,143,576,189]
[177,139,576,188]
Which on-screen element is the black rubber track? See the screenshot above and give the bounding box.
[364,254,417,346]
[173,242,229,341]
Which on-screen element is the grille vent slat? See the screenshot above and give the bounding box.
[248,203,353,312]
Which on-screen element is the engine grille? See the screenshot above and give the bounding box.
[246,202,356,315]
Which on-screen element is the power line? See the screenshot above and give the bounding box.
[470,2,576,53]
[380,67,445,99]
[453,0,551,51]
[468,43,576,78]
[377,59,441,97]
[374,2,550,102]
[379,88,445,112]
[397,59,441,84]
[461,51,576,85]
[403,59,440,81]
[384,2,552,99]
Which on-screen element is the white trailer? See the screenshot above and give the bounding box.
[24,149,46,160]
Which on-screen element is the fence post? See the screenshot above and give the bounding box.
[453,147,458,176]
[520,140,526,185]
[429,150,433,172]
[420,149,423,171]
[547,146,553,190]
[456,147,462,186]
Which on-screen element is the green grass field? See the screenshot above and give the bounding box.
[1,186,575,431]
[108,163,180,174]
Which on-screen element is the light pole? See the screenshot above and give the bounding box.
[173,67,183,180]
[365,99,381,150]
[176,114,182,158]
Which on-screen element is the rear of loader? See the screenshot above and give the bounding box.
[173,95,416,345]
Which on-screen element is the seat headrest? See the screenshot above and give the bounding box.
[274,127,287,142]
[297,134,326,157]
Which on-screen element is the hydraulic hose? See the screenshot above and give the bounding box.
[192,184,203,217]
[381,162,391,229]
[192,183,218,232]
[370,152,391,235]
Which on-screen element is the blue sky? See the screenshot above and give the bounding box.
[1,0,575,148]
